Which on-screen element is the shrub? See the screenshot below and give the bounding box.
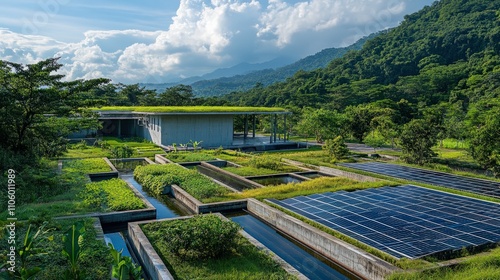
[134,164,229,201]
[144,214,240,260]
[165,152,216,163]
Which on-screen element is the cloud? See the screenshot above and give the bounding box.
[0,0,433,84]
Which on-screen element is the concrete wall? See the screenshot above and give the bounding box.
[170,184,246,214]
[161,115,233,147]
[247,199,399,280]
[143,115,162,144]
[318,166,382,182]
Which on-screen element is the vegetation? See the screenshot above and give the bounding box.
[93,106,286,113]
[79,178,145,211]
[142,216,294,280]
[389,247,500,280]
[165,152,216,163]
[62,158,112,174]
[134,164,229,202]
[62,137,166,159]
[323,136,350,161]
[110,244,143,280]
[399,119,439,165]
[0,219,112,280]
[219,177,395,201]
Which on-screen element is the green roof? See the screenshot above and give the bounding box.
[92,106,287,113]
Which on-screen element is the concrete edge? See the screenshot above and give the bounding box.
[248,198,400,280]
[155,154,172,164]
[128,213,305,280]
[200,161,263,189]
[103,157,119,172]
[128,222,175,280]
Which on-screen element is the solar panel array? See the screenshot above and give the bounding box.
[341,162,500,198]
[269,185,500,259]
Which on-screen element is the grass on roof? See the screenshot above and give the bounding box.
[92,106,286,113]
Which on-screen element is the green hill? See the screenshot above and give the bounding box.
[224,0,500,110]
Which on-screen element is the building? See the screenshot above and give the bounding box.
[91,106,291,149]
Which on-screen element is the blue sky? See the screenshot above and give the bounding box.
[0,0,436,83]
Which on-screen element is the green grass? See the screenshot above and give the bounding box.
[165,152,217,163]
[206,176,398,203]
[388,247,500,280]
[142,220,295,280]
[79,178,145,211]
[93,106,287,113]
[63,158,112,173]
[134,164,230,202]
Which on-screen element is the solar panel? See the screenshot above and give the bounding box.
[341,162,500,198]
[268,185,500,259]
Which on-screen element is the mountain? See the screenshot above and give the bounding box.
[224,0,500,110]
[140,34,372,96]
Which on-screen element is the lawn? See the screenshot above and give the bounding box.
[165,151,217,163]
[93,106,287,113]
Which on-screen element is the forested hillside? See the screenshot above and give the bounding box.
[224,0,500,173]
[190,34,373,96]
[225,0,499,109]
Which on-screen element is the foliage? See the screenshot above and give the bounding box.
[144,215,240,260]
[62,221,86,279]
[363,130,387,151]
[110,145,134,159]
[247,154,284,170]
[79,178,145,211]
[142,220,293,280]
[399,119,438,165]
[323,136,350,161]
[2,222,53,280]
[469,107,500,177]
[295,108,344,142]
[134,164,229,201]
[109,244,143,280]
[0,58,108,157]
[62,158,111,174]
[165,152,216,163]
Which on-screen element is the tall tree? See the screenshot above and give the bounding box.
[0,58,109,156]
[398,119,438,165]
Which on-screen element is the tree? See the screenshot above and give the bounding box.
[295,108,344,143]
[398,119,438,165]
[344,104,392,142]
[323,136,350,161]
[0,58,109,157]
[469,108,500,177]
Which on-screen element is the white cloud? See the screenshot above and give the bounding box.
[0,0,434,83]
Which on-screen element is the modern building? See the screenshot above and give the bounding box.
[90,106,291,149]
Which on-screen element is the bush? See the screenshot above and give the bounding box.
[144,214,240,260]
[134,164,229,201]
[165,152,216,163]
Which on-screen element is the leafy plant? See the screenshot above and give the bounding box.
[4,222,53,280]
[247,154,283,170]
[62,222,86,279]
[109,244,143,280]
[190,140,203,151]
[110,145,134,158]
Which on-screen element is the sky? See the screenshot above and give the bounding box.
[0,0,436,84]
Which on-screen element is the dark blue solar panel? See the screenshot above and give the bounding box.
[341,162,500,198]
[268,185,500,259]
